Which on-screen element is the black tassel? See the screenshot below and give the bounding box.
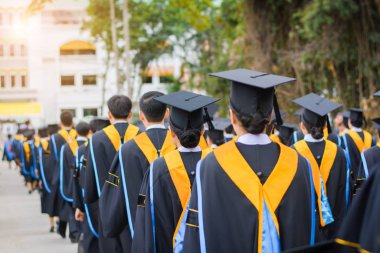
[203,107,215,130]
[273,93,283,126]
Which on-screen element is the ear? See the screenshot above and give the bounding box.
[108,111,113,121]
[206,135,212,146]
[127,111,133,120]
[300,122,307,134]
[230,109,236,125]
[139,111,145,122]
[164,108,170,120]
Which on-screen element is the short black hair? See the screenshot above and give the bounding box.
[107,95,132,119]
[7,134,12,139]
[60,111,73,127]
[139,91,166,122]
[38,128,48,138]
[76,122,90,137]
[207,130,225,146]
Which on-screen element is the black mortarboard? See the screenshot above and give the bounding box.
[204,103,219,121]
[349,108,364,123]
[47,124,59,135]
[372,118,380,131]
[283,240,357,253]
[211,118,231,132]
[374,90,380,97]
[293,93,341,133]
[38,127,49,138]
[154,91,219,131]
[209,69,296,126]
[279,123,297,146]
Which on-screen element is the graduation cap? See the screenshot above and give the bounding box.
[283,239,359,253]
[278,123,297,146]
[154,91,219,131]
[293,93,342,133]
[209,69,296,126]
[372,118,380,132]
[211,118,231,132]
[349,108,364,125]
[47,124,59,135]
[204,103,219,121]
[272,110,286,127]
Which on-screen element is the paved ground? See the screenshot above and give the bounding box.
[0,161,77,253]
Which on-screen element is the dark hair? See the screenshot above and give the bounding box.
[76,122,90,137]
[232,108,269,135]
[7,134,12,139]
[38,128,48,138]
[107,95,132,119]
[207,130,225,146]
[351,120,363,128]
[170,122,202,148]
[139,91,166,122]
[302,117,326,139]
[343,117,349,128]
[60,111,73,127]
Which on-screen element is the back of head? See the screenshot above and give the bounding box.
[60,111,73,127]
[76,122,90,137]
[107,95,132,119]
[90,118,110,133]
[302,109,326,139]
[208,130,225,146]
[139,91,166,122]
[7,134,12,139]
[38,128,48,138]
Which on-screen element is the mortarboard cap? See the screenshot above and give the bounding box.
[204,103,219,121]
[374,90,380,97]
[349,108,364,123]
[154,91,219,131]
[38,127,49,138]
[209,69,296,126]
[279,123,297,146]
[372,118,380,131]
[211,118,231,132]
[293,93,341,133]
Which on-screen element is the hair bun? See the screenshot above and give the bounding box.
[179,129,201,148]
[310,126,324,139]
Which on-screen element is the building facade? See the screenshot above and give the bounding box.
[0,0,176,131]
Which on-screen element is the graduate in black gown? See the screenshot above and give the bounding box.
[48,111,77,239]
[36,127,56,233]
[100,91,177,253]
[60,122,90,242]
[292,93,349,239]
[175,69,316,253]
[73,118,110,253]
[271,123,297,146]
[21,130,36,194]
[84,95,140,253]
[342,108,375,194]
[205,118,230,148]
[2,134,15,169]
[131,91,219,253]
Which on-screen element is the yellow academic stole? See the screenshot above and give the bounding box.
[214,141,298,253]
[270,134,281,144]
[346,129,372,152]
[198,135,209,150]
[294,140,337,227]
[166,149,210,246]
[23,142,31,161]
[103,124,139,151]
[134,131,176,164]
[58,129,79,155]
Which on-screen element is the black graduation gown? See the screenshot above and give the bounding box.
[131,151,202,253]
[327,134,342,147]
[179,141,315,253]
[357,144,380,180]
[99,128,169,243]
[2,140,14,161]
[21,141,33,183]
[84,122,140,253]
[341,131,375,191]
[297,141,348,239]
[36,139,53,214]
[293,130,304,143]
[59,140,86,222]
[74,143,100,253]
[336,165,380,253]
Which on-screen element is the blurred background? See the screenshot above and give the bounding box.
[1,0,380,137]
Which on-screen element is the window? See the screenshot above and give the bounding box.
[61,75,75,86]
[0,76,5,88]
[21,75,27,87]
[82,75,97,85]
[0,45,3,56]
[159,75,174,84]
[20,45,26,56]
[142,75,152,84]
[83,108,98,117]
[11,75,16,87]
[9,45,15,56]
[61,109,76,117]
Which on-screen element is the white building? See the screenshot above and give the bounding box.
[0,0,178,133]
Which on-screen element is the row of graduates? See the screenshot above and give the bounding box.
[13,68,380,253]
